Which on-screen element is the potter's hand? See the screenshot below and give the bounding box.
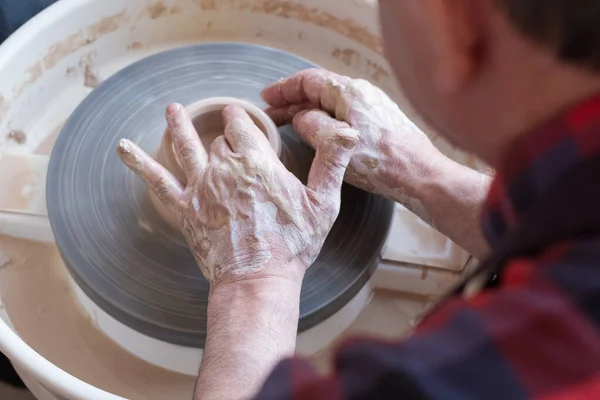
[262,68,443,205]
[116,103,358,284]
[263,69,492,259]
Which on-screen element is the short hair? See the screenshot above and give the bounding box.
[497,0,600,71]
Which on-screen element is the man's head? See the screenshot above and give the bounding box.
[379,0,600,166]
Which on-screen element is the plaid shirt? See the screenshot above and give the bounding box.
[254,95,600,400]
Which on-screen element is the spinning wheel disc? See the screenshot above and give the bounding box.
[47,43,395,347]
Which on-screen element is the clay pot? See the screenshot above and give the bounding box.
[151,97,281,228]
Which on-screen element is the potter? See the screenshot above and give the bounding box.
[118,0,600,399]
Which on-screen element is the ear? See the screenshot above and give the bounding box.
[425,0,484,94]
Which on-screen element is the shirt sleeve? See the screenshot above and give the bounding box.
[252,253,600,400]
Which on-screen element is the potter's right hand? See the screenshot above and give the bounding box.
[116,103,358,286]
[262,69,445,205]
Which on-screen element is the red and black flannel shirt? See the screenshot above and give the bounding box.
[254,94,600,399]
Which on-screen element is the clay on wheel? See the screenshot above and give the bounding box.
[151,97,282,229]
[46,43,395,348]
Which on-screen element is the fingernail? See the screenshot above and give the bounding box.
[116,139,142,170]
[165,103,184,123]
[166,103,183,113]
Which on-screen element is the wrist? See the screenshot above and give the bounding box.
[207,273,302,355]
[211,256,306,288]
[417,156,489,208]
[199,266,303,400]
[377,133,449,200]
[209,273,303,303]
[208,258,305,314]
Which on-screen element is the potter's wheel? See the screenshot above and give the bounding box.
[46,43,395,348]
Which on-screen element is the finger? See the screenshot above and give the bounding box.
[291,109,338,149]
[222,105,271,153]
[116,139,184,207]
[306,119,359,200]
[265,102,315,126]
[166,103,208,182]
[209,134,233,157]
[261,69,350,112]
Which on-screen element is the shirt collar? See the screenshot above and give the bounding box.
[482,94,600,247]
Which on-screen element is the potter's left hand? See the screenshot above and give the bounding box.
[261,68,441,206]
[116,103,358,285]
[261,69,492,259]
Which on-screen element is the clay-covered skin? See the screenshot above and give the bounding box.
[117,103,358,284]
[263,69,491,258]
[263,68,440,208]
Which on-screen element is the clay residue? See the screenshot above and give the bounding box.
[43,9,127,70]
[171,5,183,14]
[331,48,391,85]
[0,237,195,399]
[0,253,11,269]
[7,129,27,145]
[137,218,153,234]
[367,60,390,84]
[83,65,100,88]
[65,66,77,77]
[148,1,168,19]
[194,0,383,54]
[35,122,64,155]
[79,52,101,89]
[198,0,217,9]
[0,96,8,125]
[332,48,360,67]
[360,156,380,169]
[127,41,143,50]
[12,61,43,100]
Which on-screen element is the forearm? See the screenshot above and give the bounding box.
[195,274,302,400]
[373,142,492,259]
[414,157,492,259]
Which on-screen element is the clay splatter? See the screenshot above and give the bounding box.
[65,66,77,77]
[84,65,100,88]
[43,10,128,70]
[366,60,390,84]
[12,61,43,100]
[79,52,102,89]
[194,0,383,54]
[148,1,168,19]
[332,48,360,67]
[127,41,143,50]
[7,130,27,144]
[0,253,10,269]
[0,96,8,125]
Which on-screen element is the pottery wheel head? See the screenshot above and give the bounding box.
[46,43,395,348]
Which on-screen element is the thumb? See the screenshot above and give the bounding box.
[298,110,359,200]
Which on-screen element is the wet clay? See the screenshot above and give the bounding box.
[0,236,427,396]
[120,103,357,282]
[7,130,27,145]
[0,236,195,400]
[263,69,441,223]
[47,43,395,348]
[151,98,282,230]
